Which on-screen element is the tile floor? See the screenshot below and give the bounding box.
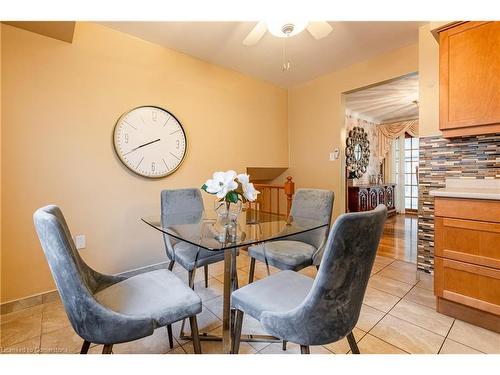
[1,251,499,354]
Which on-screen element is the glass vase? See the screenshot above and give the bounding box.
[213,200,242,243]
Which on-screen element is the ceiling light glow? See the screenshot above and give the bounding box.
[266,20,308,38]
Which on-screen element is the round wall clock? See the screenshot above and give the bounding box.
[113,106,187,178]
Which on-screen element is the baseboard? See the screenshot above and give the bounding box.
[437,297,500,333]
[0,261,169,315]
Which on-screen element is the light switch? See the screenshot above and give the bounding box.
[75,235,86,250]
[329,148,340,161]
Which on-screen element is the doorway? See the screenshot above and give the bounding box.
[343,72,419,262]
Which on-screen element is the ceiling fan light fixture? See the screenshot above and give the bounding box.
[266,20,308,38]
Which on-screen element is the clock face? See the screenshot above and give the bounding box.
[113,106,187,178]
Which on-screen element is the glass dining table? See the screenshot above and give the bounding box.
[142,208,328,353]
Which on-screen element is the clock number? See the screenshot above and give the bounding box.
[151,162,156,172]
[152,110,158,122]
[124,133,129,143]
[176,139,180,149]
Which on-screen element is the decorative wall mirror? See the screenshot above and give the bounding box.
[346,126,370,179]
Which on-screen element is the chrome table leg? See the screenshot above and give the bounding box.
[222,248,232,353]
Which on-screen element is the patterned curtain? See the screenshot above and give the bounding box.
[377,119,419,161]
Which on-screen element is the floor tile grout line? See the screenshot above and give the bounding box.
[384,311,448,340]
[365,280,423,353]
[370,258,396,277]
[375,282,453,353]
[441,336,487,354]
[437,319,456,354]
[372,270,418,286]
[367,283,414,299]
[358,332,412,354]
[370,272,416,287]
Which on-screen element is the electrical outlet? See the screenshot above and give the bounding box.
[75,235,86,250]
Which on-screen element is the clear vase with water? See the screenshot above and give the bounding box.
[213,200,242,243]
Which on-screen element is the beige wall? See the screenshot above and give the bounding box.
[287,43,418,218]
[1,22,288,302]
[418,24,441,137]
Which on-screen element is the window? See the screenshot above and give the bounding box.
[404,136,418,210]
[395,135,419,211]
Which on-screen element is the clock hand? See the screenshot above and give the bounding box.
[123,138,161,156]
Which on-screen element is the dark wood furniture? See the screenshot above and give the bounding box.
[347,183,396,216]
[434,197,500,333]
[438,21,500,137]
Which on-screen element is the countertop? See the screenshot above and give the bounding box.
[430,178,500,201]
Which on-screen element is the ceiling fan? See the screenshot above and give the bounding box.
[243,20,333,46]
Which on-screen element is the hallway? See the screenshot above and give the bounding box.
[378,214,418,263]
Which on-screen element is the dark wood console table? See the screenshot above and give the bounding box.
[347,183,396,216]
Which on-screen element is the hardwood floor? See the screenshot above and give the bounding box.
[378,214,417,263]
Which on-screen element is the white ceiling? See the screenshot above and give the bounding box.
[345,73,419,124]
[99,21,423,87]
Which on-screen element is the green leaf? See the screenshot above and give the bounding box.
[226,191,238,204]
[201,184,208,192]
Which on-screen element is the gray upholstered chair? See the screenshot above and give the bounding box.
[161,188,227,288]
[231,205,387,354]
[33,205,202,354]
[247,189,334,281]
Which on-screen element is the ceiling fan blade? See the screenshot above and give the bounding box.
[306,21,333,40]
[243,21,267,46]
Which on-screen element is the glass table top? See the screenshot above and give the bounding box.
[142,209,328,251]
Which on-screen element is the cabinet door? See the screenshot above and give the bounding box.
[377,188,385,206]
[385,185,395,209]
[435,257,500,316]
[369,189,378,210]
[440,21,500,136]
[435,217,500,269]
[359,189,368,211]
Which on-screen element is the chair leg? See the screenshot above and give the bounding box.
[80,340,91,354]
[102,344,113,354]
[189,316,202,354]
[180,270,196,338]
[300,345,310,354]
[167,324,174,349]
[230,308,236,333]
[347,331,360,354]
[168,260,175,271]
[204,265,209,288]
[231,309,244,354]
[248,257,256,283]
[282,340,287,351]
[188,269,196,289]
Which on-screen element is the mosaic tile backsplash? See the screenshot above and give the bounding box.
[417,133,500,274]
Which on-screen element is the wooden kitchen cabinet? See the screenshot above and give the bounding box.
[439,21,500,137]
[434,197,500,332]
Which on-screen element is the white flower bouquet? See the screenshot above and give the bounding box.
[201,170,260,204]
[202,170,260,242]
